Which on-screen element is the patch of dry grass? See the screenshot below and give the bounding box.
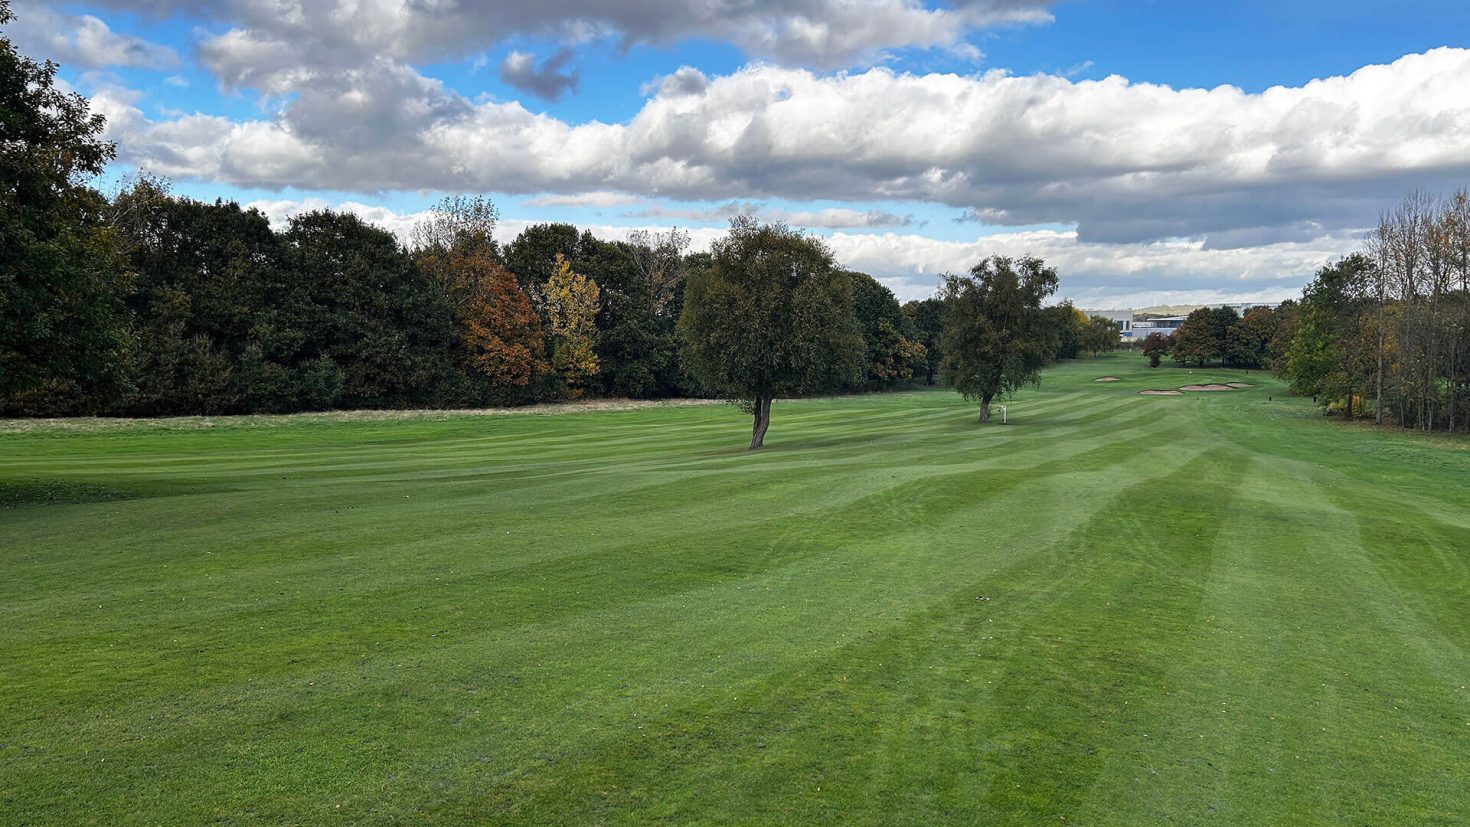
[0,397,721,434]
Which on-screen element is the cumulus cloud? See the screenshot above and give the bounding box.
[499,48,579,101]
[64,0,1051,74]
[238,197,1361,305]
[104,49,1470,246]
[7,4,178,70]
[631,202,914,228]
[642,67,710,97]
[245,197,432,241]
[824,227,1360,303]
[779,208,916,229]
[523,191,645,208]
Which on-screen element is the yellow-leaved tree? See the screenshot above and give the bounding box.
[538,253,601,396]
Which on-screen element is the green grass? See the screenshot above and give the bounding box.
[2,353,1467,825]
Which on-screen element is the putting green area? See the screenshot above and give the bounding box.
[3,355,1467,824]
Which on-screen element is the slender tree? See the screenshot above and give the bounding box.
[678,217,864,448]
[627,227,690,320]
[538,253,601,396]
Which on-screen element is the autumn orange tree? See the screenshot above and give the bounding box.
[458,251,548,388]
[413,197,547,393]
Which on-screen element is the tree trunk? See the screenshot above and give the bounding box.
[978,394,993,423]
[1376,280,1385,426]
[749,396,772,449]
[1346,385,1354,419]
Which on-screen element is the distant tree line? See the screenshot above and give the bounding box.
[1139,304,1298,371]
[1136,187,1470,432]
[1291,190,1470,430]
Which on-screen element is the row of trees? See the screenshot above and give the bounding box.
[2,6,1114,446]
[2,170,942,418]
[1132,186,1469,433]
[682,236,1115,445]
[1140,303,1298,371]
[1287,190,1470,430]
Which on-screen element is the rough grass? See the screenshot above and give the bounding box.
[2,354,1467,825]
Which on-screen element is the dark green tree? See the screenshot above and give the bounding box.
[1042,302,1087,360]
[281,210,462,410]
[902,297,944,385]
[678,217,864,448]
[110,180,288,414]
[939,255,1060,423]
[845,270,923,388]
[503,222,584,294]
[1,1,131,412]
[1288,254,1376,415]
[581,233,681,398]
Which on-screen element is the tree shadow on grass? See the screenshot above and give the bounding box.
[0,479,149,509]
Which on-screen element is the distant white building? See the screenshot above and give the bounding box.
[1132,316,1188,338]
[1085,301,1283,341]
[1086,309,1135,341]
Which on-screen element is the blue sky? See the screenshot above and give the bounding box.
[10,0,1470,305]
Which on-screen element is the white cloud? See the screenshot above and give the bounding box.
[236,198,1363,305]
[778,208,915,229]
[630,202,914,228]
[523,192,645,208]
[104,49,1470,247]
[70,0,1050,76]
[8,4,178,70]
[823,227,1361,303]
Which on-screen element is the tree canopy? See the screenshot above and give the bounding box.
[846,270,925,388]
[678,217,864,448]
[1,0,129,407]
[939,255,1059,423]
[902,298,944,385]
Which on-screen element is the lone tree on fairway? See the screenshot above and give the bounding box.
[678,217,864,448]
[940,255,1059,423]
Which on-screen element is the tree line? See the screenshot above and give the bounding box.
[1135,187,1470,433]
[2,6,1115,447]
[1291,189,1470,430]
[1138,304,1298,371]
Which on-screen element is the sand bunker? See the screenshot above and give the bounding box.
[1180,383,1239,392]
[1139,389,1184,396]
[1226,382,1254,388]
[1094,376,1122,382]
